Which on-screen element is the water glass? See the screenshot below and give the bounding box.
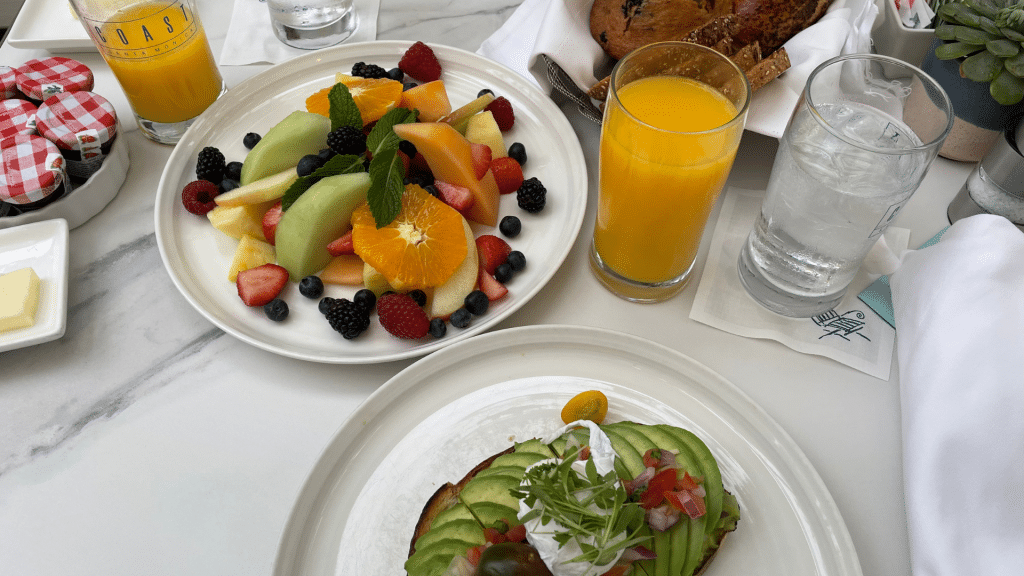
[268,0,357,50]
[69,0,225,144]
[738,54,953,317]
[590,42,750,303]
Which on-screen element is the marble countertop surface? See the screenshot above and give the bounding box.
[0,1,971,575]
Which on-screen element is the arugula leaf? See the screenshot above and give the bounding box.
[280,153,363,211]
[328,83,362,131]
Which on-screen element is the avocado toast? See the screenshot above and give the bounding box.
[406,421,740,576]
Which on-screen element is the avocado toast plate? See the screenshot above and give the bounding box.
[272,325,863,576]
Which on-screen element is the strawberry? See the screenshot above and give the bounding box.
[475,234,511,274]
[261,201,283,245]
[489,157,523,195]
[326,229,355,256]
[470,143,492,180]
[376,293,431,339]
[434,179,474,213]
[398,41,443,82]
[485,96,515,131]
[477,266,509,301]
[236,263,288,307]
[181,180,220,215]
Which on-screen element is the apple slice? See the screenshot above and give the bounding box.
[240,111,331,185]
[428,217,478,319]
[439,92,495,133]
[465,111,507,159]
[215,169,298,207]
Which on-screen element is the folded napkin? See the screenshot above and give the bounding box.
[478,0,878,138]
[220,0,380,66]
[890,214,1024,576]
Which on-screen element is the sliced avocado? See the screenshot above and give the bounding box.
[475,465,529,480]
[601,427,645,478]
[653,526,674,576]
[654,424,724,539]
[413,518,485,551]
[513,438,557,457]
[490,452,550,470]
[405,537,480,576]
[460,474,522,510]
[605,421,658,456]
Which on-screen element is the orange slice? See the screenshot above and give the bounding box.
[305,87,332,118]
[305,75,404,125]
[351,185,468,290]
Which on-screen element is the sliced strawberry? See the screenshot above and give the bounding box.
[434,179,474,213]
[376,293,430,339]
[478,266,509,302]
[470,142,492,180]
[261,201,283,245]
[475,234,511,275]
[490,157,524,195]
[326,229,354,256]
[236,263,288,307]
[485,96,515,131]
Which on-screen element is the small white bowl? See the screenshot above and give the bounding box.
[0,218,69,352]
[0,122,130,230]
[871,0,936,67]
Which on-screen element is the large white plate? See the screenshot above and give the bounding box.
[6,0,95,53]
[273,325,863,576]
[154,41,587,363]
[0,218,69,353]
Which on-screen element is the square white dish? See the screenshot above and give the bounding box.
[0,218,70,353]
[6,0,95,53]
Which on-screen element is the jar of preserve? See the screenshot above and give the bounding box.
[36,91,117,181]
[14,57,94,104]
[0,66,18,100]
[0,99,38,141]
[0,134,69,211]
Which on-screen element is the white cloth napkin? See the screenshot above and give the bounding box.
[689,188,908,380]
[477,0,878,138]
[890,214,1024,576]
[219,0,380,66]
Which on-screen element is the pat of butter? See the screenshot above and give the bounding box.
[0,267,41,333]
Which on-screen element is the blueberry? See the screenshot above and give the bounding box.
[219,179,240,193]
[297,154,324,177]
[353,288,377,312]
[507,250,526,272]
[494,262,513,283]
[408,289,427,307]
[264,298,289,321]
[318,296,337,315]
[224,161,243,181]
[424,184,440,198]
[399,140,417,158]
[299,275,324,299]
[450,308,472,328]
[428,317,447,338]
[318,148,337,163]
[403,82,418,92]
[388,67,405,81]
[499,215,521,238]
[508,142,527,166]
[464,290,489,316]
[478,88,495,98]
[243,132,262,149]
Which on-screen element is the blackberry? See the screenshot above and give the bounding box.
[477,88,494,98]
[318,296,337,315]
[353,289,377,313]
[326,298,371,339]
[297,154,324,177]
[351,62,390,79]
[299,275,324,299]
[494,262,513,283]
[508,142,527,166]
[243,132,261,149]
[327,126,367,156]
[507,250,526,272]
[408,289,427,307]
[263,298,289,322]
[398,140,417,158]
[450,308,472,328]
[387,67,405,82]
[428,317,447,338]
[516,177,546,213]
[224,161,243,182]
[196,146,226,183]
[499,215,521,238]
[464,290,489,316]
[219,179,240,193]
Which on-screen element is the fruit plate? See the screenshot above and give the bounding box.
[273,325,864,576]
[153,41,587,363]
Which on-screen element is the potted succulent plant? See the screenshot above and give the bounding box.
[921,0,1024,160]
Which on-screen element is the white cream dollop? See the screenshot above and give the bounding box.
[518,420,625,576]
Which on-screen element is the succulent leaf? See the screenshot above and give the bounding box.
[936,41,986,59]
[955,25,1001,44]
[1005,52,1024,76]
[1002,27,1024,41]
[980,15,1004,34]
[990,67,1024,105]
[963,50,1005,81]
[965,0,1003,20]
[987,38,1022,56]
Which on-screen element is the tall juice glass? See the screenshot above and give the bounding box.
[69,0,225,144]
[591,42,750,303]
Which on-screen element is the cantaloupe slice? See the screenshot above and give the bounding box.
[399,80,452,122]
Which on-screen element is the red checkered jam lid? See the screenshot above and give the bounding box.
[36,91,117,151]
[0,99,38,141]
[0,66,16,100]
[0,134,65,205]
[15,57,94,101]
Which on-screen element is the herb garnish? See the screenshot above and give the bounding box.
[279,153,363,211]
[512,446,649,567]
[328,83,362,131]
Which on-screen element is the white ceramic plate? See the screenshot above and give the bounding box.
[6,0,95,53]
[0,218,69,352]
[274,325,864,576]
[154,41,588,364]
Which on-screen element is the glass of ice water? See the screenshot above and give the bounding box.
[738,54,953,317]
[267,0,357,50]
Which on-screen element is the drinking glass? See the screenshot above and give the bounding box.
[69,0,225,144]
[590,42,750,303]
[737,54,953,317]
[267,0,357,50]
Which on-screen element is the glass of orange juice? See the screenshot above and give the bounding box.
[591,42,750,302]
[69,0,225,144]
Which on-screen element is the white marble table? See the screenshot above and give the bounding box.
[0,2,973,575]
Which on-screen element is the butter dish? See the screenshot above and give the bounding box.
[0,218,69,353]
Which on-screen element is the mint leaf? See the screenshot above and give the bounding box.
[366,148,405,227]
[367,107,418,154]
[280,154,363,210]
[328,83,362,131]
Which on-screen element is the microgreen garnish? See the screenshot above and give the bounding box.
[328,83,362,131]
[279,153,363,211]
[365,107,418,227]
[512,446,649,567]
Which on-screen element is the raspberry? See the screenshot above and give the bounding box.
[181,180,220,215]
[376,293,430,339]
[516,177,546,213]
[485,96,515,131]
[327,126,367,156]
[399,41,443,82]
[351,62,390,79]
[490,157,524,195]
[196,146,226,183]
[326,298,371,339]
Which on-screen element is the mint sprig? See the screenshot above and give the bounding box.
[280,153,363,211]
[328,83,362,131]
[365,107,418,227]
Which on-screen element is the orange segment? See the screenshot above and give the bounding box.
[305,87,332,118]
[337,74,404,125]
[351,185,468,290]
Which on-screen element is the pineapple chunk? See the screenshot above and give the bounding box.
[465,111,507,159]
[208,199,276,241]
[228,235,276,282]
